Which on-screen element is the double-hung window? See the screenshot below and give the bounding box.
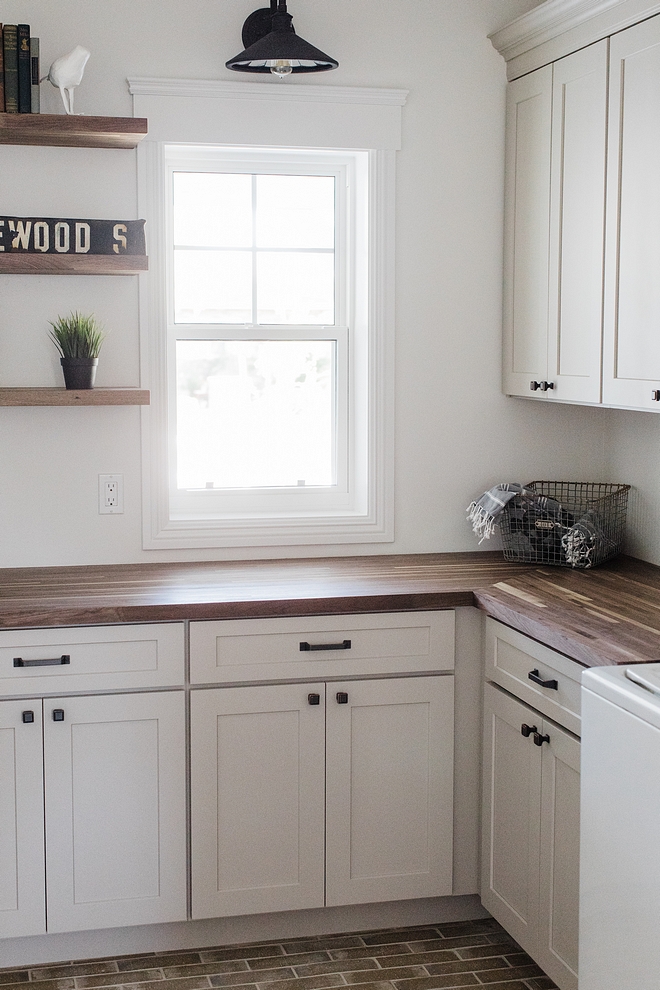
[133,79,402,549]
[168,147,355,522]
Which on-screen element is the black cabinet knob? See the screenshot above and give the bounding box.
[336,692,349,704]
[308,693,321,706]
[530,381,555,392]
[52,709,65,722]
[521,723,537,737]
[652,390,660,402]
[22,710,34,723]
[534,731,550,747]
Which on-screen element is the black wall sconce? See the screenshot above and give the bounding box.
[226,0,339,77]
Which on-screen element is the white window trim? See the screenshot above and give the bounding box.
[130,78,406,550]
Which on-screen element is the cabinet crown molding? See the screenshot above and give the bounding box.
[490,0,660,64]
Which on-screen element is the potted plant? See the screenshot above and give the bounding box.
[49,312,106,390]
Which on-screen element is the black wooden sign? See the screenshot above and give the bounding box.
[0,217,146,255]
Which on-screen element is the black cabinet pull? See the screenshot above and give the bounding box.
[52,709,65,722]
[528,668,558,690]
[652,390,660,402]
[534,731,550,747]
[308,693,321,706]
[521,723,537,737]
[14,654,70,668]
[299,640,351,652]
[22,710,34,723]
[530,381,541,391]
[336,692,349,704]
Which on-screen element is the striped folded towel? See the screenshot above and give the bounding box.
[466,483,528,544]
[467,483,566,546]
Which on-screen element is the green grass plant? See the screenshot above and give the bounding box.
[49,312,106,359]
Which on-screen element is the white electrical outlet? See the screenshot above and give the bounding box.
[99,474,124,514]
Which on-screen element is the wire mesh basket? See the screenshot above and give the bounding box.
[499,481,630,568]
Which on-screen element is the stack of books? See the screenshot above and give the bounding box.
[1,24,40,114]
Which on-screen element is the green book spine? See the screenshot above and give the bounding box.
[30,37,40,113]
[0,25,5,112]
[17,24,30,113]
[3,25,18,114]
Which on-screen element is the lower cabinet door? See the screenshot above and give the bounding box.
[482,683,542,952]
[190,683,326,918]
[43,691,187,933]
[0,699,46,938]
[482,683,580,990]
[538,721,580,990]
[325,675,454,905]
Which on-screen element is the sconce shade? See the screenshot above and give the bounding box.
[226,7,338,74]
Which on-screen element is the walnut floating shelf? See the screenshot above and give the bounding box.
[0,254,148,275]
[0,388,151,407]
[0,113,148,149]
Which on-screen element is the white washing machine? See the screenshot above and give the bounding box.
[580,662,660,989]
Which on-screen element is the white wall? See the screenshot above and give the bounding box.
[602,409,660,564]
[1,0,612,567]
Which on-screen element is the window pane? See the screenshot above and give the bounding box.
[176,340,335,490]
[174,251,252,324]
[257,252,334,325]
[173,172,252,247]
[257,175,335,249]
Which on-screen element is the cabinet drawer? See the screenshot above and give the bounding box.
[0,624,184,696]
[485,618,582,735]
[190,611,455,684]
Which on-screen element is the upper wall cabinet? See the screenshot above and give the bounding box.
[503,41,607,405]
[500,3,660,412]
[603,16,660,409]
[503,64,552,399]
[548,42,607,404]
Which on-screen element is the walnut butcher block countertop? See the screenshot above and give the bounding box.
[473,554,660,667]
[1,551,659,667]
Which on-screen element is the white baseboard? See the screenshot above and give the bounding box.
[0,895,488,969]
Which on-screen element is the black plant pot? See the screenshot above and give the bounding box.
[61,357,99,390]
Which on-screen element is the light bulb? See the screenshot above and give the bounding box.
[271,59,293,77]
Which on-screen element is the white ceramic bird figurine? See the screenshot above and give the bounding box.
[43,46,90,115]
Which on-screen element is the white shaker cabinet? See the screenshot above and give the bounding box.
[0,692,186,938]
[547,40,607,403]
[0,699,46,939]
[482,685,541,953]
[44,691,187,934]
[503,42,608,405]
[482,685,580,990]
[502,9,660,412]
[537,712,580,987]
[482,620,581,990]
[191,682,326,919]
[325,674,454,907]
[0,622,187,939]
[190,611,456,920]
[603,15,660,409]
[191,674,454,919]
[503,64,552,398]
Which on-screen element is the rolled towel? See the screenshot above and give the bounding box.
[562,509,617,568]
